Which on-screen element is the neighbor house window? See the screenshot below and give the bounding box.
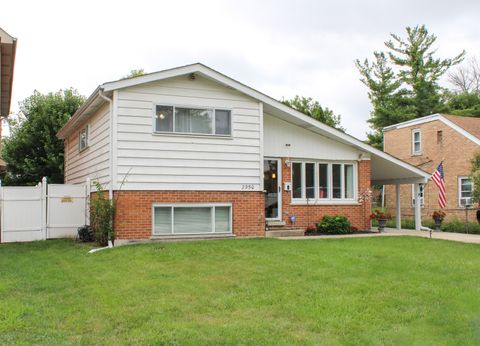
[291,161,356,202]
[155,104,231,136]
[153,204,232,235]
[412,129,421,155]
[79,126,89,151]
[458,177,473,207]
[411,184,424,207]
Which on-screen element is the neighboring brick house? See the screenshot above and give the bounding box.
[57,63,429,242]
[384,113,480,222]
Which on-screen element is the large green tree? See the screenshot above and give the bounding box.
[1,89,85,185]
[357,25,465,148]
[282,96,345,131]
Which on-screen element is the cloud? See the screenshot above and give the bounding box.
[2,0,479,139]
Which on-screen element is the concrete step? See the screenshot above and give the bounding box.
[265,229,305,238]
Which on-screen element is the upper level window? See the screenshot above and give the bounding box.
[292,161,356,202]
[79,126,88,152]
[458,177,473,207]
[155,105,231,136]
[412,129,421,155]
[437,130,443,144]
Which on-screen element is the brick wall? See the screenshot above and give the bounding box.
[384,120,479,222]
[280,158,372,230]
[112,191,265,239]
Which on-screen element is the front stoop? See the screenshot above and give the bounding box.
[265,229,305,238]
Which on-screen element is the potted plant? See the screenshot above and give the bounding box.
[370,209,392,232]
[432,210,446,231]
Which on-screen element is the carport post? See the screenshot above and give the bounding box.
[395,183,401,230]
[413,183,422,231]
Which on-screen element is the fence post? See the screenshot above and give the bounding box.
[41,177,48,240]
[86,178,91,226]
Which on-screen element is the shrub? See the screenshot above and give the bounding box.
[372,217,480,234]
[90,182,115,246]
[77,225,94,242]
[317,215,352,234]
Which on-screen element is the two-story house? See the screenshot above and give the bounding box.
[57,63,430,242]
[384,113,480,222]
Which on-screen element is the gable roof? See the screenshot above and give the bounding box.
[58,63,431,184]
[383,113,480,146]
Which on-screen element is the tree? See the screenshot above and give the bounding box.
[356,25,465,148]
[448,57,480,94]
[356,52,413,149]
[1,89,85,185]
[386,25,465,117]
[281,96,345,131]
[122,69,145,79]
[471,150,480,204]
[443,91,480,116]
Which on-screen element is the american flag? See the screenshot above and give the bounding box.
[431,162,446,209]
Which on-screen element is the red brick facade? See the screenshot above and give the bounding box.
[109,159,372,240]
[280,158,372,230]
[113,191,265,239]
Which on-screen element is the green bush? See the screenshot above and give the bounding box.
[90,181,115,246]
[317,215,352,234]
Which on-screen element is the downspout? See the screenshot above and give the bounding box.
[98,89,114,200]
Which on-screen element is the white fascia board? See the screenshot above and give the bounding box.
[438,117,480,146]
[383,114,442,131]
[383,113,480,146]
[80,63,431,180]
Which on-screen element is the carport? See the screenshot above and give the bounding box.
[370,153,430,231]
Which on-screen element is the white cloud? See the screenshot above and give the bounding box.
[1,0,479,139]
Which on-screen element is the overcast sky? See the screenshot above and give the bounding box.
[2,0,479,139]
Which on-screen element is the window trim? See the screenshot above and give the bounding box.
[151,203,233,236]
[291,160,357,204]
[411,184,424,208]
[412,129,422,155]
[458,176,473,207]
[152,103,233,137]
[78,125,89,152]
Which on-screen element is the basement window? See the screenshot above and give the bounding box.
[153,204,232,235]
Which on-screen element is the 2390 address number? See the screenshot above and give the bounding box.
[241,184,255,190]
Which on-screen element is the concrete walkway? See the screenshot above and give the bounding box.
[276,228,480,245]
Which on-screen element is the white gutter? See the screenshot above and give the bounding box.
[98,89,114,200]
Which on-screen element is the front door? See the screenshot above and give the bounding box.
[264,158,281,220]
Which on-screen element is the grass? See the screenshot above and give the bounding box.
[1,238,480,345]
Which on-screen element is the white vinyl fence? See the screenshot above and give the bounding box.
[0,178,90,243]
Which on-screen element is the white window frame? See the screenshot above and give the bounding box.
[151,203,233,235]
[291,160,357,204]
[412,129,422,155]
[152,103,232,137]
[458,176,473,207]
[78,125,89,152]
[411,184,424,208]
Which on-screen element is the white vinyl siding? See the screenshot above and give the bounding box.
[291,161,357,204]
[152,204,232,235]
[65,103,110,185]
[116,75,261,191]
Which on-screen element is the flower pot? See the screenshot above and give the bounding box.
[378,219,387,232]
[434,218,442,231]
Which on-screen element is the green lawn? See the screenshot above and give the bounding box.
[1,238,480,345]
